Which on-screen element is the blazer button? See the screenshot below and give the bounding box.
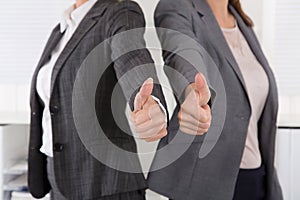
[53,143,64,152]
[50,105,59,115]
[236,114,247,121]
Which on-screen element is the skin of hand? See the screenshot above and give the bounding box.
[178,73,212,135]
[130,78,167,142]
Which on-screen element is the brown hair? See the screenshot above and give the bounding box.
[229,0,254,27]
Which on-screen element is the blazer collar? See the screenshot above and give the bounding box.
[49,0,111,96]
[85,0,111,19]
[37,25,63,69]
[191,0,250,101]
[190,0,211,17]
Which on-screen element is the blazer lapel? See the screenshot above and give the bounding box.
[37,25,64,69]
[191,0,249,98]
[50,0,109,96]
[229,5,278,118]
[30,25,63,102]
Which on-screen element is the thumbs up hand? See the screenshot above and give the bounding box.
[130,78,167,142]
[178,73,212,135]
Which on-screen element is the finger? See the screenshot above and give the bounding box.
[198,105,211,123]
[182,103,211,124]
[135,116,165,133]
[134,78,154,111]
[135,103,164,126]
[181,91,200,119]
[140,78,154,98]
[195,73,211,106]
[137,123,165,139]
[179,124,208,135]
[179,117,210,131]
[180,101,202,122]
[179,121,208,134]
[134,109,164,132]
[148,103,165,118]
[195,73,206,91]
[134,109,151,125]
[130,112,137,125]
[130,111,135,121]
[135,109,165,133]
[179,126,199,135]
[179,119,198,132]
[142,95,157,110]
[179,111,202,128]
[144,128,168,142]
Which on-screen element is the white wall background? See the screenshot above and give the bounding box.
[0,0,71,123]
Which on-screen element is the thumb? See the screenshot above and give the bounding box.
[134,78,154,110]
[195,73,211,106]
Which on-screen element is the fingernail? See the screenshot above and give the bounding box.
[144,77,153,85]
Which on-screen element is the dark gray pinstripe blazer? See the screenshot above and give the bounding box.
[148,0,283,199]
[28,0,167,199]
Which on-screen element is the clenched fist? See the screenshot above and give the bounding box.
[178,73,212,135]
[130,78,167,142]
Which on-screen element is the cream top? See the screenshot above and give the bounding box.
[222,23,269,169]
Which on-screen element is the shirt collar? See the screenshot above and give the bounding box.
[60,0,98,33]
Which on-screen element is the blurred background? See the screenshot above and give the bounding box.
[0,0,299,199]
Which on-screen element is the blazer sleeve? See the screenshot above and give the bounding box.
[106,0,168,117]
[155,0,216,105]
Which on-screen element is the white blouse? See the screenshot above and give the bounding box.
[36,0,97,157]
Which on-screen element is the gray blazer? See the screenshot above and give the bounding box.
[28,0,167,199]
[148,0,283,199]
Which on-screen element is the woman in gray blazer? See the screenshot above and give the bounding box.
[148,0,283,199]
[28,0,168,199]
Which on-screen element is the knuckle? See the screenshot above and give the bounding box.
[202,123,210,129]
[160,123,166,130]
[178,111,182,121]
[136,132,143,138]
[179,126,185,133]
[203,114,209,122]
[130,114,136,122]
[207,121,211,128]
[207,116,212,123]
[207,108,212,116]
[197,131,205,135]
[161,130,168,137]
[185,131,193,135]
[133,125,138,132]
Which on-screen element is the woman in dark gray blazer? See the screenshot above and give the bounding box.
[148,0,283,199]
[28,0,168,199]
